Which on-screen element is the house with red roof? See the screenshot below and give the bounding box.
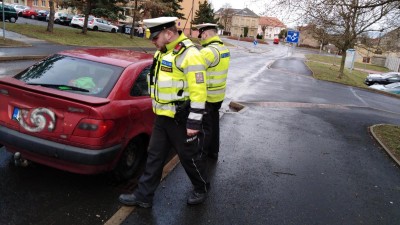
[258,16,286,39]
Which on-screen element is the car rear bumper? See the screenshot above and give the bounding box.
[0,125,121,166]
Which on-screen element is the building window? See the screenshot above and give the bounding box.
[13,0,19,3]
[41,0,46,7]
[33,0,38,6]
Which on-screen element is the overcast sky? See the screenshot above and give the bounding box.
[207,0,298,27]
[208,0,264,14]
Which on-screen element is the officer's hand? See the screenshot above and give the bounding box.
[187,129,199,136]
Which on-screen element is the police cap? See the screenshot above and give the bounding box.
[143,17,178,40]
[194,23,218,38]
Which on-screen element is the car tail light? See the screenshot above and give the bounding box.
[89,20,93,24]
[73,119,114,138]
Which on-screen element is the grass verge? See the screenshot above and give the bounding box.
[305,61,370,89]
[4,23,154,47]
[306,55,400,165]
[371,124,400,164]
[306,54,389,72]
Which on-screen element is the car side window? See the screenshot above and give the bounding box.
[130,66,150,97]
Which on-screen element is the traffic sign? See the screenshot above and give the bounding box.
[286,30,300,43]
[253,40,258,46]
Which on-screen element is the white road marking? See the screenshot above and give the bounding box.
[104,155,180,225]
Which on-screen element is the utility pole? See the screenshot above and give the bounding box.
[190,0,194,37]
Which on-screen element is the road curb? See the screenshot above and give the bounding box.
[0,55,47,61]
[369,124,400,167]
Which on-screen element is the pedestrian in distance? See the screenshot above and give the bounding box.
[137,25,144,38]
[193,23,230,160]
[119,17,209,208]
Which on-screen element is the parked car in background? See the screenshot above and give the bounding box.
[273,37,279,44]
[0,48,154,179]
[364,72,400,86]
[58,13,74,26]
[70,14,94,28]
[11,4,29,16]
[369,82,400,94]
[0,4,18,23]
[87,17,119,33]
[21,8,38,19]
[46,12,74,25]
[36,10,49,21]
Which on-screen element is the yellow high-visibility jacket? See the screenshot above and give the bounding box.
[148,32,207,130]
[200,35,230,103]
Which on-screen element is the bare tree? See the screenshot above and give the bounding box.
[261,25,267,38]
[217,3,234,32]
[268,0,400,78]
[46,0,55,32]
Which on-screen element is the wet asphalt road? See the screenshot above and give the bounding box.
[124,44,400,224]
[1,39,400,224]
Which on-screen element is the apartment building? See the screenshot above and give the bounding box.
[215,7,259,37]
[258,16,286,39]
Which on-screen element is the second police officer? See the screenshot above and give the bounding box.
[194,23,230,160]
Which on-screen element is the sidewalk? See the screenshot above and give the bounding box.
[0,29,156,61]
[0,28,79,61]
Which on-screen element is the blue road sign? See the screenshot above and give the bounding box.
[253,40,258,46]
[286,30,300,43]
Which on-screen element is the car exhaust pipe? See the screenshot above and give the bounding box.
[14,152,29,167]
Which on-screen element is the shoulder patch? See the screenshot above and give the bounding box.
[195,72,204,84]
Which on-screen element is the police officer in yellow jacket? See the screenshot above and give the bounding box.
[119,17,209,207]
[194,23,230,159]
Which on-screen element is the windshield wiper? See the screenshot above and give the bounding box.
[26,83,90,92]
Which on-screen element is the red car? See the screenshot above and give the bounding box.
[0,49,154,179]
[273,37,280,44]
[21,8,38,19]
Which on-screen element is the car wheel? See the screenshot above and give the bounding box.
[55,19,60,24]
[111,28,116,33]
[113,137,147,181]
[18,12,22,16]
[31,15,35,19]
[10,17,16,23]
[93,26,98,31]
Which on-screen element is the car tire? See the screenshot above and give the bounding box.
[10,17,16,23]
[93,26,98,31]
[113,137,147,181]
[111,28,116,33]
[30,15,35,19]
[55,19,60,24]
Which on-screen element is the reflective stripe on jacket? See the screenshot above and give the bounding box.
[200,35,230,103]
[148,32,207,129]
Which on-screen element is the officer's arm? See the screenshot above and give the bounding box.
[200,47,216,69]
[181,48,207,130]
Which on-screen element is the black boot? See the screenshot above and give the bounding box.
[187,191,207,205]
[119,193,152,208]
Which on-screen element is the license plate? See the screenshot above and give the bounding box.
[12,107,20,120]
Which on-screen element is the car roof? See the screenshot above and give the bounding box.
[58,48,153,67]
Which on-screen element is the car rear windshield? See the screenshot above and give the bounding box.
[14,54,124,98]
